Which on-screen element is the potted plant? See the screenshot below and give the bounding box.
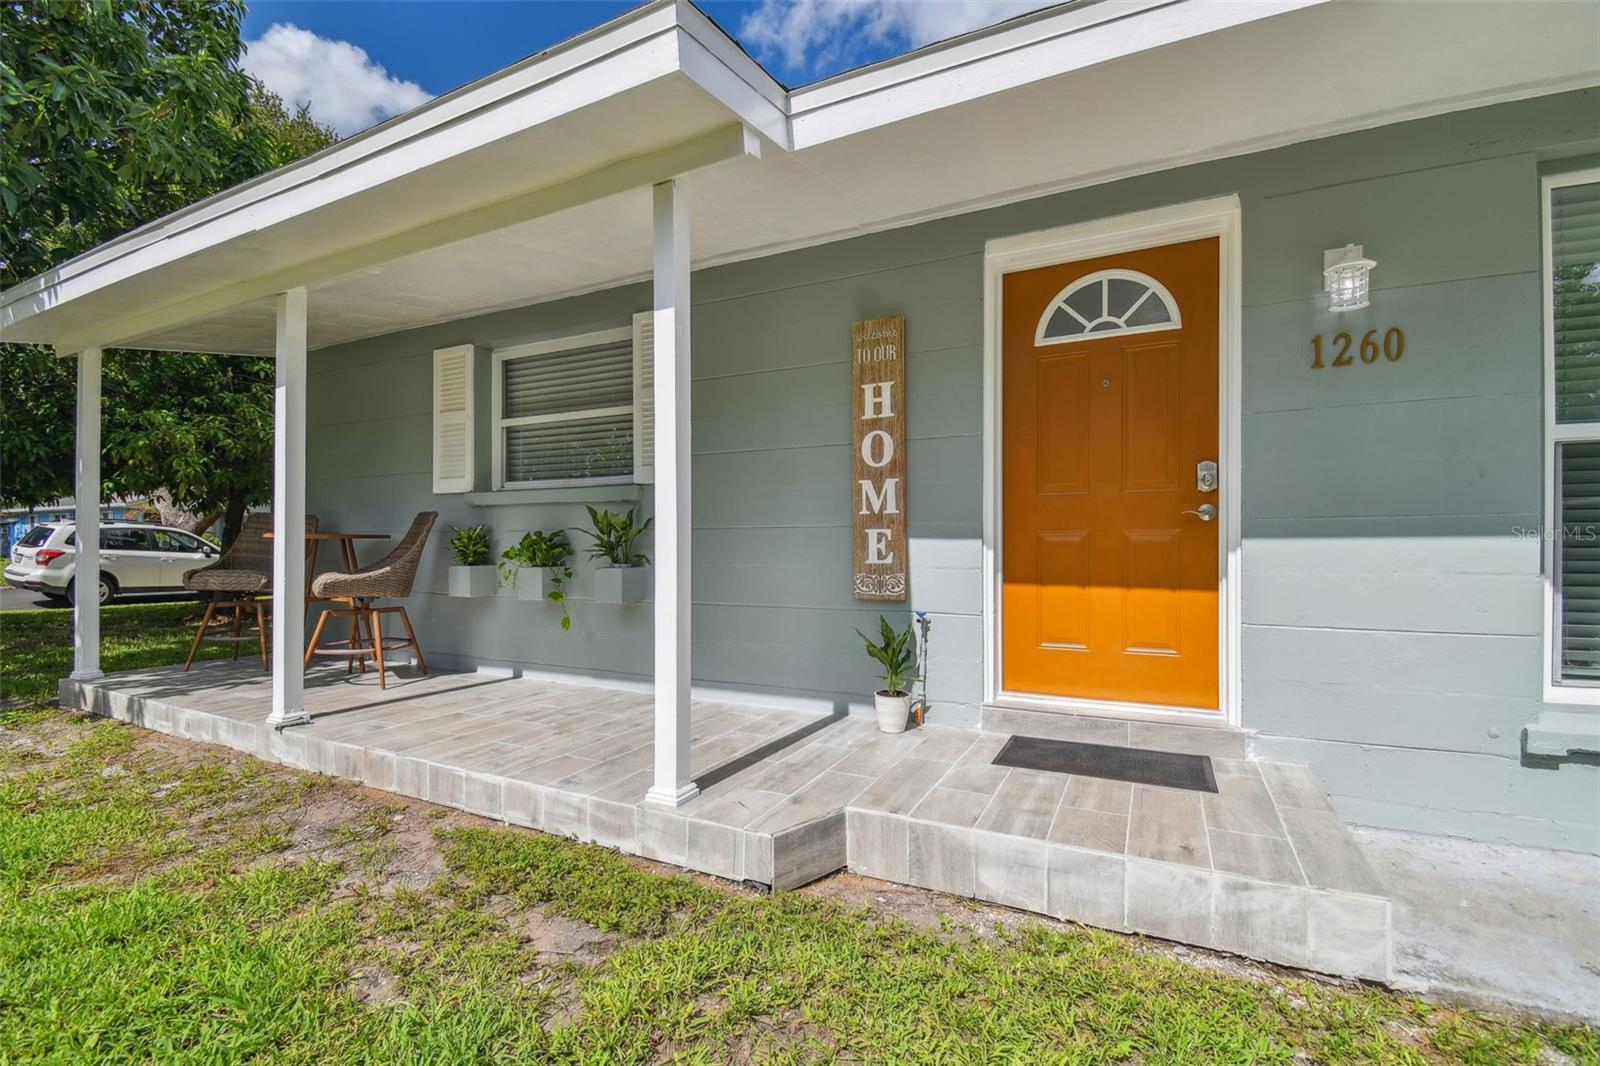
[854,616,919,734]
[579,505,651,604]
[447,524,496,598]
[499,529,574,630]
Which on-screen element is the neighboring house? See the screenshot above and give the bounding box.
[1,499,129,555]
[4,0,1598,980]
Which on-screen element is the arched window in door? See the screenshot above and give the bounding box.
[1035,269,1182,345]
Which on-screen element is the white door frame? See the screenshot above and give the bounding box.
[981,195,1243,728]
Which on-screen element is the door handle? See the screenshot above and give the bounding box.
[1182,504,1217,522]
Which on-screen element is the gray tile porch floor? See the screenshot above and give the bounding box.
[61,660,1391,981]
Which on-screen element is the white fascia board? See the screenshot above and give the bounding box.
[49,124,761,356]
[15,0,1573,357]
[1,33,687,336]
[787,0,1327,148]
[1,0,790,346]
[0,0,1329,342]
[1,2,682,315]
[673,0,791,148]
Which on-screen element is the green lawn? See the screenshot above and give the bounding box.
[2,603,1596,1064]
[0,598,231,712]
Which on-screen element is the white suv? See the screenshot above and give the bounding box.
[4,522,219,605]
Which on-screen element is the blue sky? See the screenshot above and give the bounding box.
[240,0,1054,135]
[243,2,742,97]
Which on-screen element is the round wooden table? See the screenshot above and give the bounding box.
[263,530,390,601]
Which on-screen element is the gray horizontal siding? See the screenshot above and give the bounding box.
[1243,274,1542,414]
[1241,152,1539,306]
[306,88,1600,851]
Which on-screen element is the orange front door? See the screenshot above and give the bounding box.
[1001,238,1220,710]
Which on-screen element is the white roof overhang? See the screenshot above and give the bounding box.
[3,0,1596,356]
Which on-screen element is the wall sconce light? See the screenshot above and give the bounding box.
[1323,243,1376,313]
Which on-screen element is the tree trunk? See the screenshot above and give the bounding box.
[148,491,221,534]
[219,493,249,553]
[190,509,224,537]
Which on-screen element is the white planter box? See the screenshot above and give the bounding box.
[594,565,650,604]
[448,565,497,598]
[515,567,565,602]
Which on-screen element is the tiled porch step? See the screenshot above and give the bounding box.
[846,808,1389,980]
[840,746,1391,981]
[981,705,1248,760]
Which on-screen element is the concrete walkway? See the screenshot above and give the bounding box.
[1355,826,1600,1022]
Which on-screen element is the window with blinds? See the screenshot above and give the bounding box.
[494,329,636,487]
[1552,180,1600,425]
[1547,173,1600,692]
[1556,441,1600,684]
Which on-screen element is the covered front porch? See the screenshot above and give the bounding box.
[48,18,769,809]
[63,660,1393,982]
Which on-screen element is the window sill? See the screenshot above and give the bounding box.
[1524,709,1600,758]
[464,485,642,508]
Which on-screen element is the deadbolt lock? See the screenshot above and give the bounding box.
[1197,460,1219,493]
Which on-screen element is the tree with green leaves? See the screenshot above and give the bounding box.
[1,0,337,547]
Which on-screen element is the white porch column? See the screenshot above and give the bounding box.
[70,347,103,680]
[267,288,309,727]
[645,177,697,808]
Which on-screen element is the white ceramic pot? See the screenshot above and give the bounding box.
[874,690,912,734]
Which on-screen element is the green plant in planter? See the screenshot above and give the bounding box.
[853,616,918,696]
[577,505,652,567]
[448,524,491,566]
[499,529,575,631]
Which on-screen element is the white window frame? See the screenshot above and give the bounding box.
[491,326,636,491]
[1542,167,1600,705]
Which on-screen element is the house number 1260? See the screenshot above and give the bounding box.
[1311,327,1405,369]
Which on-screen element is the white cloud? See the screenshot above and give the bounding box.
[739,0,1057,83]
[241,23,433,136]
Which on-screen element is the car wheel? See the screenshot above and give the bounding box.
[68,574,117,606]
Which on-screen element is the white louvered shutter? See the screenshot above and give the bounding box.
[633,311,655,484]
[433,345,474,493]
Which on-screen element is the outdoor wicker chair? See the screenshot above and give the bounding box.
[303,511,437,688]
[182,512,320,671]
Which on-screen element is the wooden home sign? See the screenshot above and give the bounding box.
[851,315,907,601]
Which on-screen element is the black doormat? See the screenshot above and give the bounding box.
[992,735,1218,793]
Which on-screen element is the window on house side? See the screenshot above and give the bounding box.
[1545,172,1600,695]
[492,328,636,489]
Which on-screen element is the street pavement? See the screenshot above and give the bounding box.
[1,586,197,611]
